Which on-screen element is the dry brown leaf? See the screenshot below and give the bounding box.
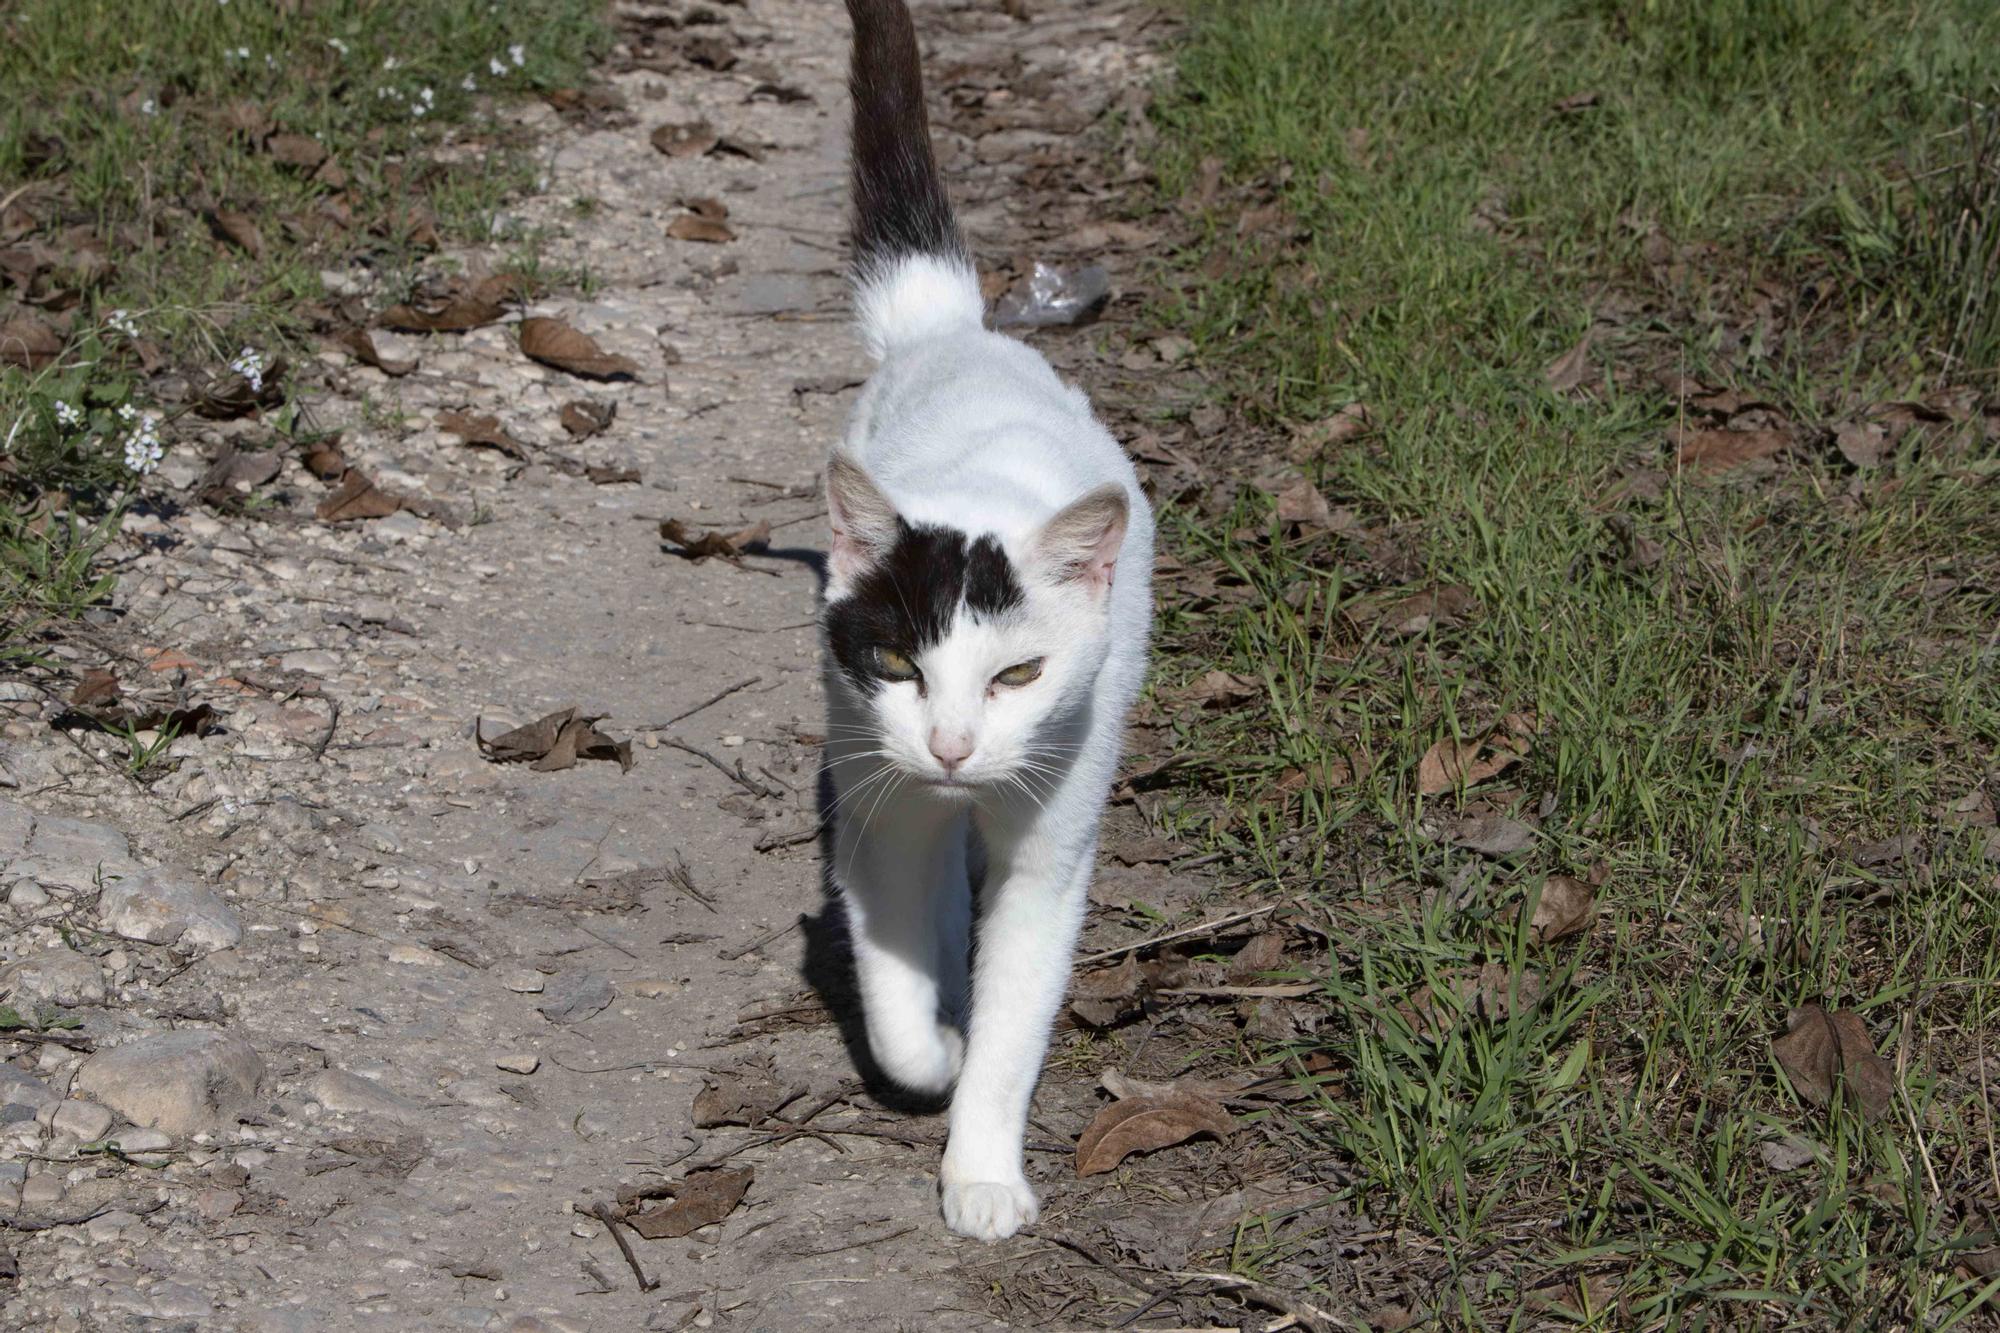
[1374,585,1477,636]
[1450,812,1536,857]
[624,1166,752,1239]
[336,327,416,376]
[1672,426,1791,472]
[1070,953,1141,1028]
[1771,1004,1894,1120]
[667,213,736,244]
[1099,1069,1261,1105]
[518,317,641,380]
[194,354,288,419]
[1170,669,1261,709]
[659,518,771,561]
[436,410,529,461]
[1075,1090,1232,1177]
[690,1070,797,1128]
[205,209,264,257]
[1834,421,1888,470]
[1544,328,1595,393]
[1287,402,1371,464]
[650,120,721,158]
[1225,931,1289,983]
[1273,474,1334,529]
[69,668,121,709]
[560,399,616,438]
[379,273,522,333]
[476,706,634,773]
[266,132,328,170]
[1509,875,1595,943]
[1416,736,1521,796]
[0,314,62,370]
[315,469,403,522]
[584,463,641,485]
[301,435,348,480]
[195,447,284,502]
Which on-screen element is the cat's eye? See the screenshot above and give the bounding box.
[876,647,920,681]
[993,658,1045,688]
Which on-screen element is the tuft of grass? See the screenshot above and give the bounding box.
[1145,0,2000,1325]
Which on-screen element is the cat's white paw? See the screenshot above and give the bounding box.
[940,1177,1039,1241]
[875,1022,964,1097]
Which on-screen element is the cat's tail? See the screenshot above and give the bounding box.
[845,0,983,360]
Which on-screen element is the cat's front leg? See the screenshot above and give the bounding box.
[939,841,1091,1240]
[835,802,970,1097]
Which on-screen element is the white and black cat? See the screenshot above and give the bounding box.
[819,0,1154,1241]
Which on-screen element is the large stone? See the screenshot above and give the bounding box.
[0,1066,58,1114]
[23,813,138,884]
[0,799,32,858]
[51,1098,115,1143]
[0,946,107,1007]
[305,1069,425,1124]
[536,972,613,1025]
[96,868,243,952]
[76,1030,265,1136]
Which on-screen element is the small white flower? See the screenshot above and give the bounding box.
[54,400,84,429]
[461,74,477,92]
[139,98,157,116]
[489,56,507,76]
[120,411,164,475]
[328,37,348,56]
[265,53,276,69]
[227,45,250,60]
[419,86,435,104]
[412,102,427,118]
[228,347,266,394]
[509,43,525,67]
[106,309,140,339]
[382,55,399,71]
[116,403,138,422]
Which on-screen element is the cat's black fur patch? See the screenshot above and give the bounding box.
[844,0,967,273]
[825,520,1023,691]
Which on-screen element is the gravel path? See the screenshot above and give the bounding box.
[1,3,1196,1329]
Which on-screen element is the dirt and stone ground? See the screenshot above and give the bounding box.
[1,3,1330,1330]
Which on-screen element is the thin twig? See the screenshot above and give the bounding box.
[791,1225,917,1258]
[718,918,802,962]
[589,1201,658,1292]
[1074,906,1278,967]
[663,737,783,799]
[635,676,763,731]
[308,700,341,761]
[1170,1271,1360,1332]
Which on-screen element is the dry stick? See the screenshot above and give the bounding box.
[663,737,782,799]
[308,699,341,761]
[1170,1271,1359,1333]
[792,1225,918,1258]
[718,918,802,962]
[1074,905,1278,967]
[0,1198,164,1233]
[588,1201,658,1293]
[635,676,763,732]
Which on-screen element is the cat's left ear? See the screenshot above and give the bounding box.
[826,452,900,585]
[1031,483,1128,597]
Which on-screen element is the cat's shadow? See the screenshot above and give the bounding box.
[796,763,961,1117]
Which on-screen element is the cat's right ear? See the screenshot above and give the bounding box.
[826,453,899,585]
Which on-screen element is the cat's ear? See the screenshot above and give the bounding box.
[1031,483,1127,596]
[826,452,899,584]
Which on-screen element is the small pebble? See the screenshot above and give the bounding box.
[495,1054,540,1075]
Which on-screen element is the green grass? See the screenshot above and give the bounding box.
[1145,0,2000,1325]
[1,0,611,663]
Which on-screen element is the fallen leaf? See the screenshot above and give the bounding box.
[518,317,641,380]
[584,463,641,485]
[1099,1069,1260,1105]
[379,273,522,333]
[667,213,736,244]
[1449,813,1536,858]
[560,400,616,438]
[1672,426,1791,472]
[205,209,264,257]
[1771,1004,1895,1120]
[69,668,121,709]
[690,1070,798,1128]
[1226,931,1288,983]
[436,410,529,461]
[195,447,284,502]
[1834,421,1888,469]
[681,34,738,71]
[659,518,771,561]
[1508,875,1594,943]
[476,706,633,773]
[1287,403,1371,464]
[1169,669,1261,709]
[301,435,348,480]
[336,327,416,376]
[315,469,402,522]
[1416,736,1520,795]
[0,314,63,370]
[650,120,720,158]
[1070,953,1141,1028]
[1543,328,1595,393]
[1757,1134,1820,1172]
[1553,90,1601,113]
[1846,832,1920,869]
[194,354,288,419]
[1273,474,1334,529]
[266,132,328,170]
[1373,585,1477,636]
[1075,1090,1232,1176]
[624,1167,752,1239]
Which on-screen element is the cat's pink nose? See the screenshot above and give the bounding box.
[928,728,975,773]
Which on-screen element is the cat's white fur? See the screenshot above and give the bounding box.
[824,254,1152,1240]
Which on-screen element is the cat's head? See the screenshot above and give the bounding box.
[821,453,1127,793]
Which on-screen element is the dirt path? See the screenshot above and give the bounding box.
[0,4,1239,1330]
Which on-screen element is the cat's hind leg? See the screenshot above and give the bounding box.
[834,801,970,1098]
